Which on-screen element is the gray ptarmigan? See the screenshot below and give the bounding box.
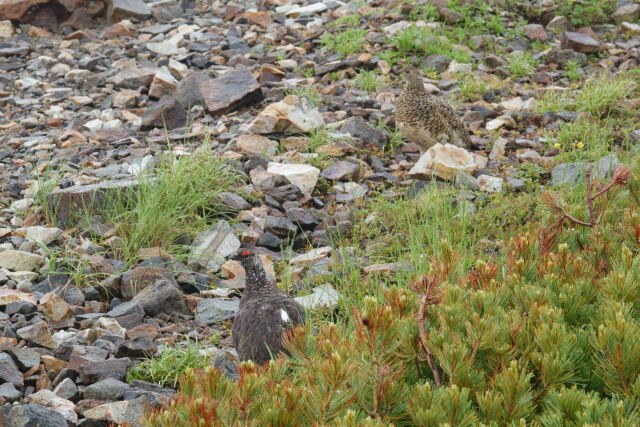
[231,250,306,365]
[395,67,470,154]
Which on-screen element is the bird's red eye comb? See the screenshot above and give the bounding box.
[241,250,252,256]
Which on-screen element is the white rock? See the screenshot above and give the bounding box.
[14,77,40,90]
[383,21,410,35]
[285,2,328,17]
[189,220,241,271]
[83,119,103,131]
[295,284,340,310]
[168,58,189,79]
[408,143,487,180]
[17,226,63,245]
[621,22,640,34]
[0,250,45,272]
[447,61,472,74]
[11,198,34,211]
[98,317,126,338]
[500,97,524,112]
[127,155,155,175]
[489,137,507,160]
[147,41,183,56]
[267,162,320,196]
[0,20,13,38]
[334,182,368,199]
[52,330,77,347]
[247,95,324,134]
[290,247,332,267]
[477,175,504,192]
[486,115,516,131]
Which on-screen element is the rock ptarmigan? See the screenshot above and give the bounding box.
[231,250,306,365]
[395,67,470,154]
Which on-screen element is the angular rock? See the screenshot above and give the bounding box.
[17,226,62,245]
[321,161,360,181]
[546,15,570,33]
[84,378,129,401]
[140,96,188,130]
[78,357,131,383]
[544,48,587,66]
[0,289,36,305]
[0,352,23,386]
[17,322,55,349]
[195,298,239,324]
[107,0,151,21]
[560,32,602,54]
[39,293,74,322]
[290,247,332,267]
[189,220,241,271]
[247,95,324,134]
[148,71,177,99]
[27,389,77,424]
[265,216,297,237]
[46,179,139,228]
[523,23,547,41]
[613,4,640,23]
[0,249,45,272]
[83,396,147,425]
[53,378,78,400]
[266,162,320,196]
[477,175,504,192]
[236,134,278,156]
[0,0,48,20]
[0,382,20,402]
[131,280,187,316]
[551,162,588,186]
[121,266,176,300]
[409,143,488,180]
[295,284,340,310]
[340,116,389,148]
[0,20,12,38]
[199,65,262,116]
[6,404,68,427]
[216,192,251,211]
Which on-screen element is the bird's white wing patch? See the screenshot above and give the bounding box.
[280,309,290,323]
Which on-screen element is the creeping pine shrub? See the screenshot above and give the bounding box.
[148,160,640,425]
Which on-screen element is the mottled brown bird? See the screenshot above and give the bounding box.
[396,67,470,154]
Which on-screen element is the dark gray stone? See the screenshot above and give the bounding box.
[131,280,188,316]
[0,352,23,386]
[7,404,68,427]
[195,299,239,325]
[340,116,389,148]
[0,382,20,402]
[83,378,130,401]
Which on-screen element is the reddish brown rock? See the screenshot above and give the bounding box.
[199,65,262,116]
[0,0,48,20]
[62,8,93,29]
[243,11,273,28]
[523,23,547,41]
[560,31,602,53]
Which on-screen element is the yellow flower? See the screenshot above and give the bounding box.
[577,142,584,149]
[554,143,561,149]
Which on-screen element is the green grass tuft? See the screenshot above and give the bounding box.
[101,141,242,264]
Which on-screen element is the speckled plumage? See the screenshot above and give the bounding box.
[231,252,305,365]
[396,67,470,153]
